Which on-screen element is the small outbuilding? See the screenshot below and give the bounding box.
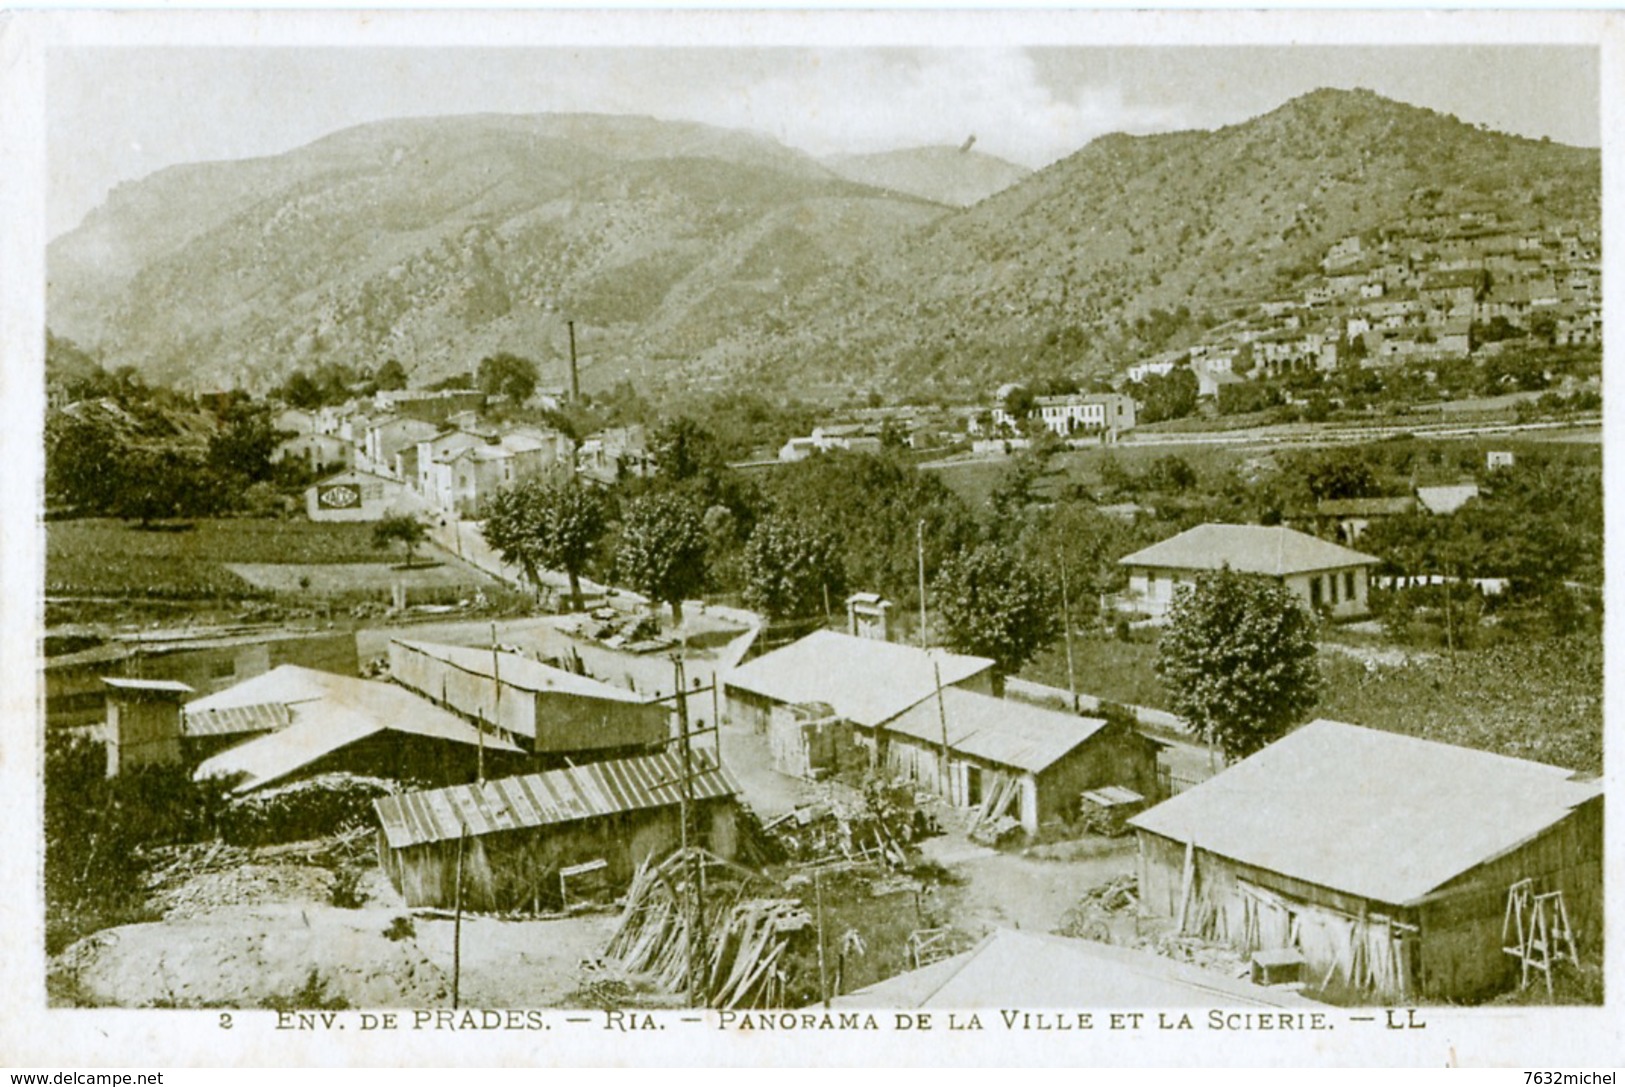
[305,468,428,523]
[1130,720,1603,1002]
[372,750,743,911]
[388,638,670,760]
[1118,523,1379,619]
[865,688,1164,835]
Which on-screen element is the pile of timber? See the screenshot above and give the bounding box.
[604,848,812,1008]
[761,795,912,867]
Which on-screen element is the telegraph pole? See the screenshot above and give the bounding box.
[452,821,467,1009]
[916,520,928,647]
[673,655,705,1007]
[1060,560,1078,712]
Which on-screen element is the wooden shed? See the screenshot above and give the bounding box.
[1130,720,1603,1002]
[373,750,743,911]
[864,688,1164,835]
[389,638,670,760]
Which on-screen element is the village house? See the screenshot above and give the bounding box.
[419,428,573,516]
[388,638,670,762]
[272,431,353,475]
[372,749,743,911]
[1130,720,1603,1002]
[188,665,524,793]
[375,387,487,425]
[778,425,883,462]
[304,467,428,523]
[358,416,442,479]
[1031,392,1137,437]
[861,688,1164,836]
[1311,495,1417,545]
[1117,523,1379,620]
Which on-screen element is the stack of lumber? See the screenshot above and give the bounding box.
[604,848,812,1008]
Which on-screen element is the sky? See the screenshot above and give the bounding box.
[47,44,1599,239]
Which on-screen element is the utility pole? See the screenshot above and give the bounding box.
[452,820,467,1009]
[916,520,928,648]
[567,320,580,404]
[1060,560,1078,713]
[933,658,950,800]
[815,867,829,1008]
[674,654,705,1007]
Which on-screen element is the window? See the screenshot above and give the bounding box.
[1345,571,1357,600]
[1329,574,1340,605]
[1310,577,1323,609]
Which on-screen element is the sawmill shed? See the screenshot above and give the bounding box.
[388,638,670,761]
[372,750,743,911]
[190,665,524,793]
[863,688,1163,835]
[722,630,993,734]
[1130,720,1603,1002]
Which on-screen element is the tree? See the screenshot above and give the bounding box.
[482,479,607,611]
[372,514,428,569]
[616,492,709,626]
[206,402,281,493]
[742,514,846,621]
[1155,568,1321,763]
[374,358,409,391]
[113,449,223,527]
[650,416,725,483]
[45,413,125,513]
[932,544,1059,694]
[476,352,539,403]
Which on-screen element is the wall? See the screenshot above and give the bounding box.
[106,697,183,776]
[1032,720,1163,824]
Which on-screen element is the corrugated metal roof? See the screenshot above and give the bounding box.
[829,928,1315,1009]
[391,639,650,704]
[723,631,993,728]
[881,688,1108,773]
[192,666,520,793]
[1129,720,1602,906]
[102,677,194,694]
[1119,524,1378,577]
[373,749,740,850]
[184,702,292,738]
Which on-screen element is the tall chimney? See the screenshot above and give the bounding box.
[567,320,580,403]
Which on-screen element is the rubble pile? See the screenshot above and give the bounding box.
[1054,874,1140,941]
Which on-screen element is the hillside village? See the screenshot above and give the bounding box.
[39,85,1604,1016]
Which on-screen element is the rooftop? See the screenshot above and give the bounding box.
[191,665,520,793]
[1129,720,1602,906]
[391,639,651,704]
[829,928,1316,1008]
[723,631,993,728]
[881,688,1111,774]
[1119,524,1378,577]
[373,749,739,849]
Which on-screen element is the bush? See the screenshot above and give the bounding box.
[218,774,394,847]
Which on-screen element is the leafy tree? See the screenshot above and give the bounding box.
[45,413,125,513]
[1299,449,1380,503]
[278,370,323,410]
[616,492,709,625]
[742,514,846,621]
[206,402,281,491]
[374,358,409,391]
[1132,366,1199,424]
[482,479,607,610]
[1155,568,1321,763]
[113,449,222,526]
[477,352,540,403]
[372,514,428,569]
[650,416,726,483]
[1018,501,1143,612]
[1143,454,1197,493]
[932,544,1059,693]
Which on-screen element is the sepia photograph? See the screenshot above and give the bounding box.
[2,7,1619,1069]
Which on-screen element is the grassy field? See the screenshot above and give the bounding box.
[1021,627,1602,775]
[46,518,407,599]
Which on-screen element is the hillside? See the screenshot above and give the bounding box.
[47,113,946,393]
[690,88,1600,395]
[49,90,1599,399]
[823,146,1030,208]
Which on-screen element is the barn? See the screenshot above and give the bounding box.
[190,665,524,793]
[388,638,670,760]
[721,630,993,734]
[864,688,1164,835]
[373,750,743,911]
[1130,720,1603,1001]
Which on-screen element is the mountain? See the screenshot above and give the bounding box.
[47,113,947,392]
[822,146,1030,208]
[686,88,1600,394]
[50,91,1599,400]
